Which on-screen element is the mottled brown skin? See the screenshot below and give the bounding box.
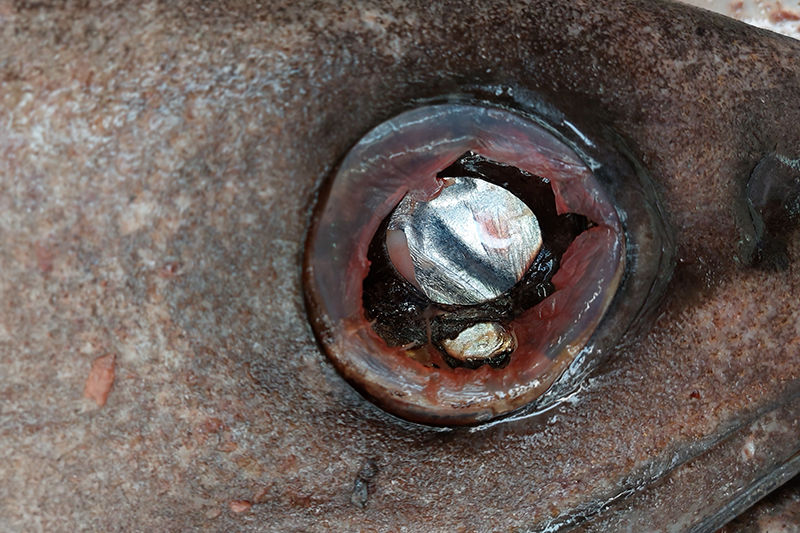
[1,1,799,531]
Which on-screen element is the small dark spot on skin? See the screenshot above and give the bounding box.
[351,459,379,509]
[351,478,369,509]
[359,459,379,480]
[690,390,702,399]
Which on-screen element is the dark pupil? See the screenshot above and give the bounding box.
[361,152,590,369]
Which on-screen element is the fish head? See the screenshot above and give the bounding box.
[1,0,800,530]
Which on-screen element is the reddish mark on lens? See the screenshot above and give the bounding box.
[474,211,514,249]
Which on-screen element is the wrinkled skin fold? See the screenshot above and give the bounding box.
[0,1,799,531]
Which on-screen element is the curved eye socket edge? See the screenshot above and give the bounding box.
[742,153,800,271]
[509,111,678,411]
[303,100,675,425]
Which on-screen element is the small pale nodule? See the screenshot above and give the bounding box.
[388,177,542,305]
[439,322,517,369]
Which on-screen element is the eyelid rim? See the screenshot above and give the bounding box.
[303,93,675,425]
[505,90,676,409]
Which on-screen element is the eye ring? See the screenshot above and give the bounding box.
[304,99,674,425]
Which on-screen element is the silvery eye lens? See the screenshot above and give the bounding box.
[387,176,542,306]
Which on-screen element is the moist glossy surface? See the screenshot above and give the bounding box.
[305,104,626,424]
[1,0,800,531]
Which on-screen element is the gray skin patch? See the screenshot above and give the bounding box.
[742,153,800,270]
[351,460,379,509]
[1,1,800,532]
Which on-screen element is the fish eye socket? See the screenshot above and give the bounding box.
[304,102,673,425]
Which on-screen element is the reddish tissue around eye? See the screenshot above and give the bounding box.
[306,104,624,424]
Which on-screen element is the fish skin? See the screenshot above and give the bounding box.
[0,0,799,531]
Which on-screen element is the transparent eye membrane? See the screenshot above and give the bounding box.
[304,102,672,425]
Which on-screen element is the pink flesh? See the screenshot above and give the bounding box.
[386,229,422,291]
[511,227,623,369]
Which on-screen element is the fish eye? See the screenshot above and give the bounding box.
[304,100,673,425]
